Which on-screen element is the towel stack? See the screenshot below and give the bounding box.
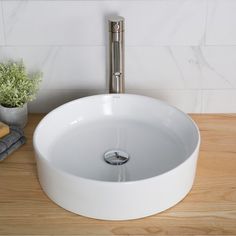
[0,125,26,161]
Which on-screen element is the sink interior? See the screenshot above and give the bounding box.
[48,118,189,182]
[35,94,199,182]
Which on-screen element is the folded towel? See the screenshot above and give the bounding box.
[0,126,26,161]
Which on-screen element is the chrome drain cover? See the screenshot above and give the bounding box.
[104,150,130,165]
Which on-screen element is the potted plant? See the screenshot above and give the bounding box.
[0,60,41,128]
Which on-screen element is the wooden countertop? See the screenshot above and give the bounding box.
[0,114,236,235]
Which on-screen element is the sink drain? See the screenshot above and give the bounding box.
[104,150,130,165]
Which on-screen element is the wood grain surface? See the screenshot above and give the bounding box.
[0,114,236,235]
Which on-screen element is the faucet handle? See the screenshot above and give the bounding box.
[108,16,125,33]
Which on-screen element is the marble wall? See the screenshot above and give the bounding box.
[0,0,235,113]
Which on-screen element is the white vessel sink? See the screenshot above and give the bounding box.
[33,94,200,220]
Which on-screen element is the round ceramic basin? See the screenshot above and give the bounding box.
[33,94,200,220]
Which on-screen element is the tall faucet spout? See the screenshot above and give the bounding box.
[108,16,125,93]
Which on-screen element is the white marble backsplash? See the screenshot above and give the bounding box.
[0,0,235,113]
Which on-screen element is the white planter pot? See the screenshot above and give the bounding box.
[0,104,28,128]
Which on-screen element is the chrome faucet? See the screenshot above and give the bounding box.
[108,16,125,93]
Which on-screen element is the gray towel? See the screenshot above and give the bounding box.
[0,126,26,161]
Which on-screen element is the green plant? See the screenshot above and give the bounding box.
[0,60,42,108]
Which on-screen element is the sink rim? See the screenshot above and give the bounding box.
[33,93,201,185]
